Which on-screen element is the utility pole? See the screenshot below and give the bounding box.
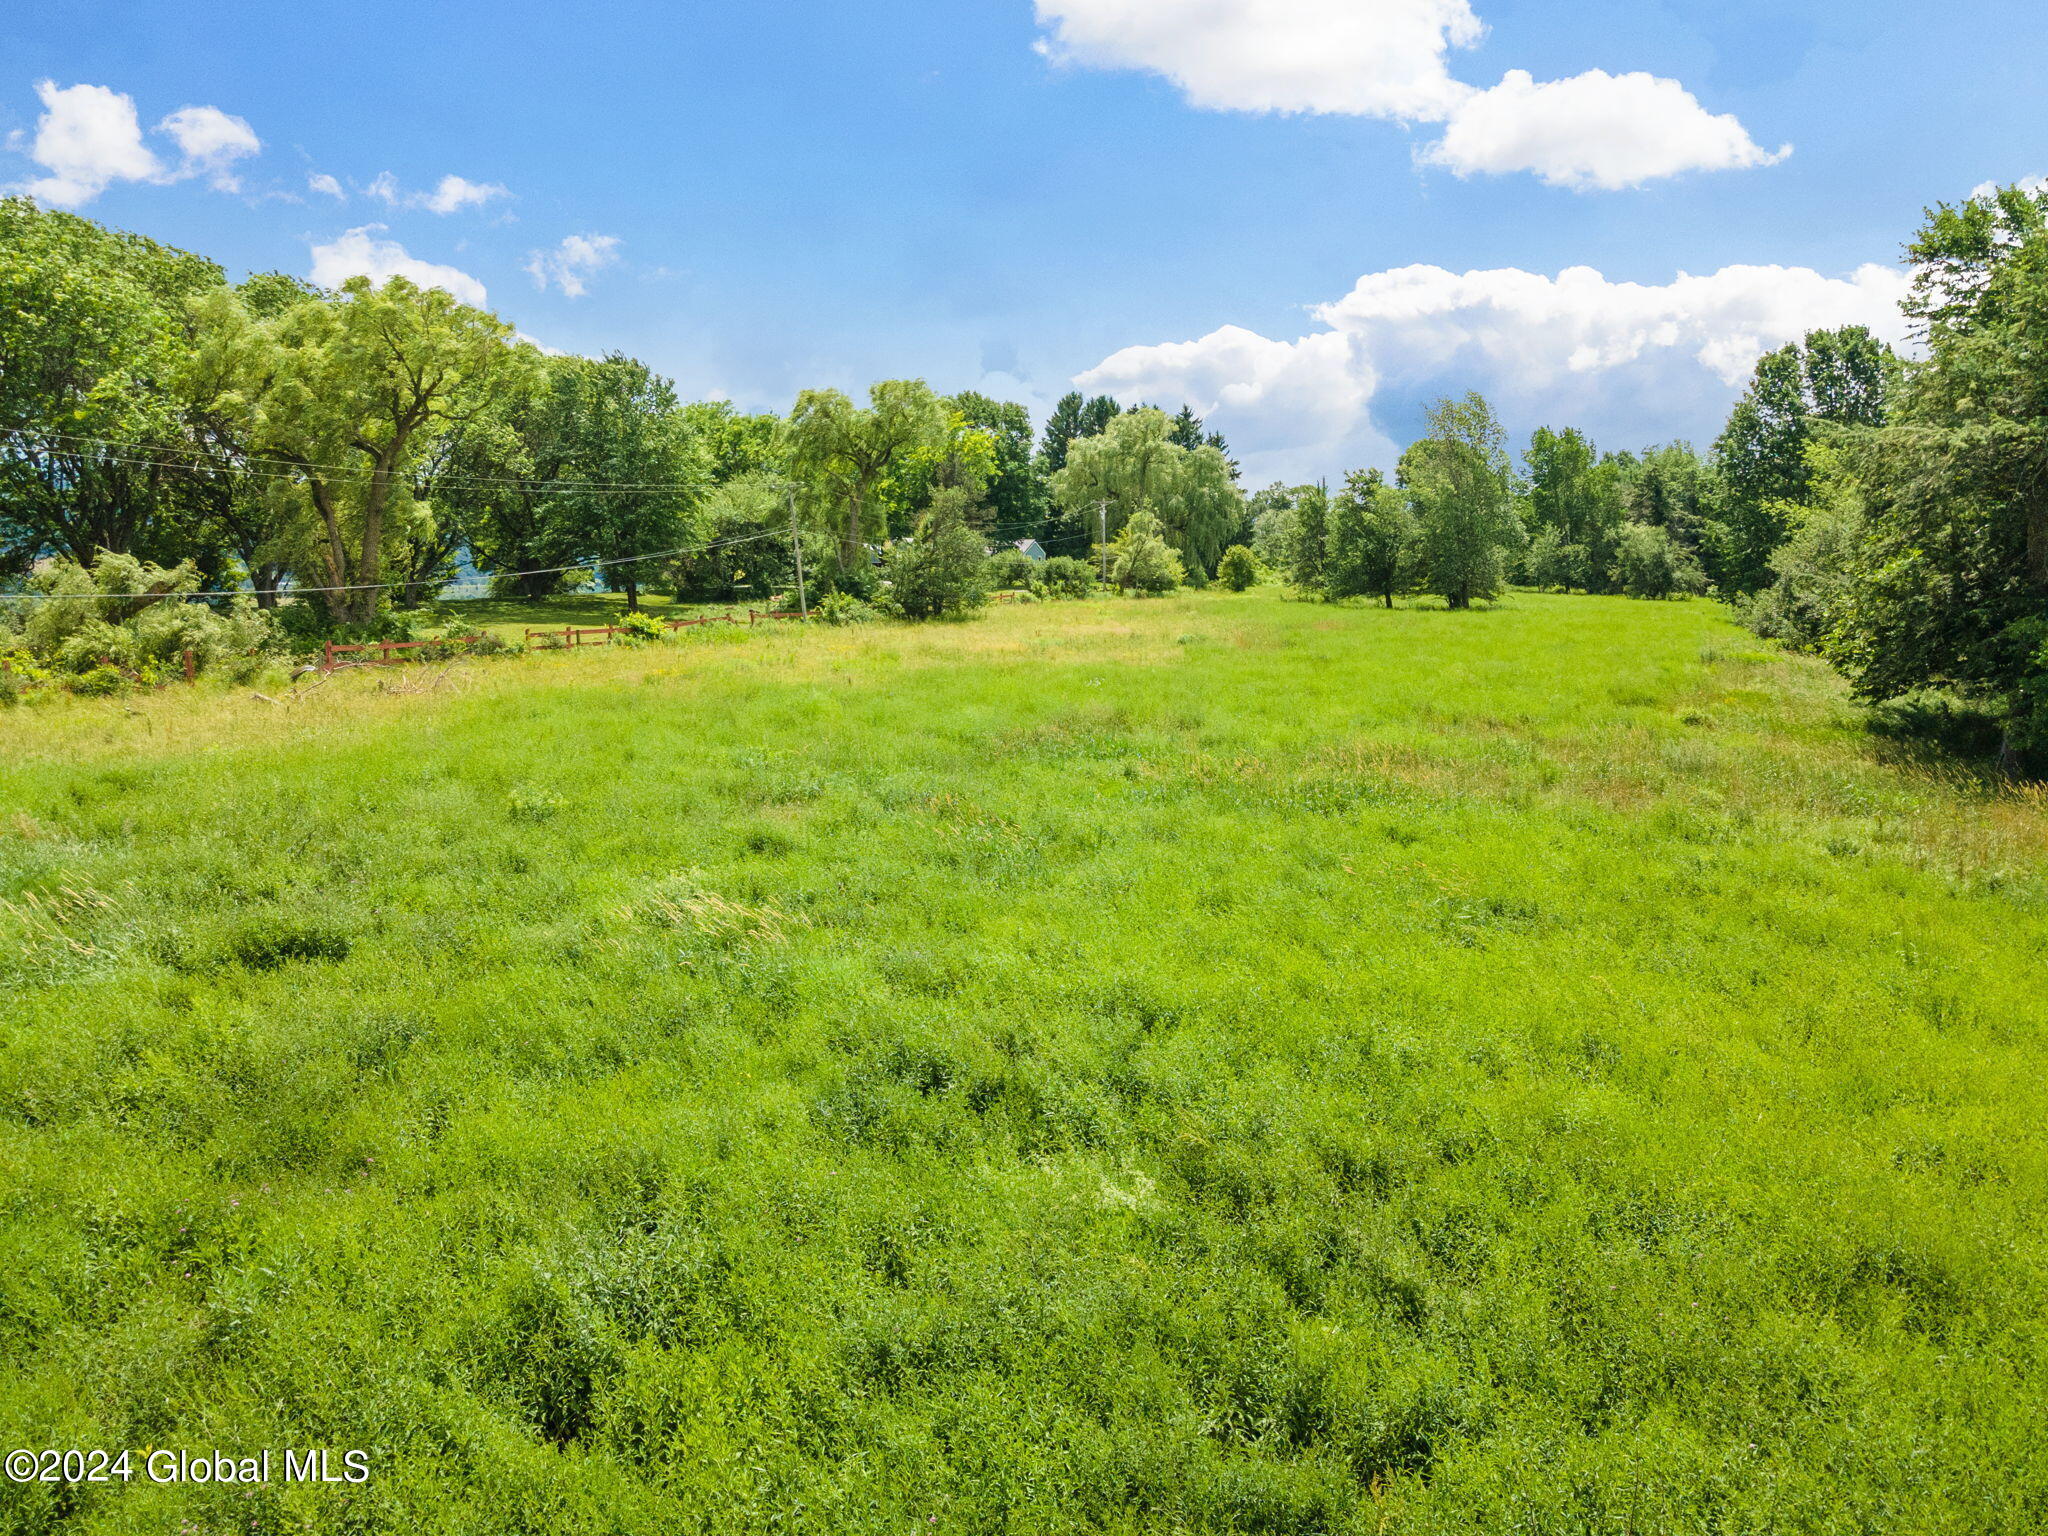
[788,486,808,619]
[1097,500,1110,585]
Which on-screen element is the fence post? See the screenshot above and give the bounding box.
[182,648,196,684]
[323,641,334,672]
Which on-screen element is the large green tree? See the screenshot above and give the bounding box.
[1402,394,1523,610]
[1709,326,1895,593]
[1828,185,2048,766]
[782,381,948,571]
[554,354,706,611]
[0,197,226,573]
[950,392,1043,539]
[204,274,533,623]
[1326,468,1418,606]
[1050,408,1242,578]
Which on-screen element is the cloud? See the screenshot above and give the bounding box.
[7,81,266,205]
[308,225,488,306]
[1032,0,1785,189]
[361,170,509,213]
[1035,0,1480,120]
[308,172,346,200]
[157,105,261,191]
[525,233,621,297]
[10,80,162,206]
[1423,70,1788,191]
[1077,261,1912,481]
[418,174,507,214]
[1972,174,2047,200]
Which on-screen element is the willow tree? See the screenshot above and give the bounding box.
[208,274,532,623]
[1050,408,1242,578]
[782,381,947,571]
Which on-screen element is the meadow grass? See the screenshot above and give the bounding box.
[0,590,2043,1534]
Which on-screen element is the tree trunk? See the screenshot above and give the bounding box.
[622,577,639,612]
[842,488,865,572]
[306,479,352,624]
[353,461,392,626]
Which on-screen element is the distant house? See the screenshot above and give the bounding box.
[1013,539,1047,562]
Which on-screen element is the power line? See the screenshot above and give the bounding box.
[0,426,715,496]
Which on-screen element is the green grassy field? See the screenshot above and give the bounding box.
[2,591,2043,1534]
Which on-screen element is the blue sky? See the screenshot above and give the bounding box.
[6,0,2045,481]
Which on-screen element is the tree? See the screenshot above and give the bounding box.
[1402,394,1522,609]
[783,381,947,572]
[950,393,1043,539]
[1108,507,1184,595]
[1217,545,1260,591]
[0,197,226,573]
[1326,468,1418,606]
[216,274,532,624]
[1051,409,1243,579]
[886,487,991,619]
[1709,326,1895,594]
[1627,442,1718,549]
[680,400,782,484]
[1613,523,1706,600]
[554,354,705,611]
[1824,184,2048,767]
[437,353,590,600]
[1521,427,1627,591]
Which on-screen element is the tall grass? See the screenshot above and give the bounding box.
[1,591,2043,1533]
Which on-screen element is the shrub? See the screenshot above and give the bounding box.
[885,490,992,621]
[1217,546,1260,591]
[1615,523,1708,600]
[18,553,279,682]
[816,592,879,626]
[619,611,667,644]
[1038,556,1097,599]
[69,663,130,698]
[1110,509,1184,596]
[985,547,1042,591]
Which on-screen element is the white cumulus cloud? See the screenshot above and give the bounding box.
[308,172,346,200]
[157,105,261,191]
[10,80,162,206]
[525,233,621,298]
[1423,70,1788,191]
[308,225,488,306]
[1036,0,1481,120]
[1077,261,1912,481]
[8,81,265,205]
[1032,0,1785,190]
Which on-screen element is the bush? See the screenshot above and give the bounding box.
[1111,509,1185,596]
[69,663,130,697]
[985,547,1042,592]
[816,592,879,626]
[618,611,667,644]
[16,553,279,682]
[1038,556,1097,599]
[1217,546,1260,591]
[885,490,992,621]
[1615,523,1708,601]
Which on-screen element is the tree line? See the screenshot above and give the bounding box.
[6,186,2046,765]
[0,196,1252,638]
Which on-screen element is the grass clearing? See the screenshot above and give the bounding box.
[1,590,2044,1533]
